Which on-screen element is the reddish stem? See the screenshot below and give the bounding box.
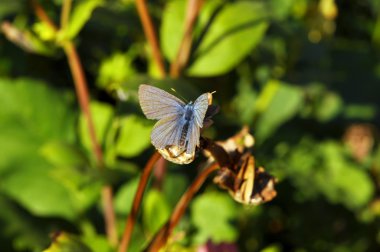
[30,0,118,246]
[146,162,219,251]
[170,0,204,78]
[118,152,162,252]
[136,0,166,78]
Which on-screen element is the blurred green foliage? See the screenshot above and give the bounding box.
[1,0,380,251]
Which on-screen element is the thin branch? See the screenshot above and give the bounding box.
[62,42,104,166]
[60,0,72,31]
[136,0,166,78]
[170,0,203,78]
[30,1,117,246]
[101,186,118,246]
[118,152,162,252]
[30,0,58,31]
[153,157,167,190]
[145,162,219,251]
[64,40,119,248]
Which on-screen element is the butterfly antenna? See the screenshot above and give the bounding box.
[171,88,188,103]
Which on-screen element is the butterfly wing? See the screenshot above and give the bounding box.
[184,93,210,154]
[192,93,210,128]
[138,84,186,120]
[151,114,183,149]
[186,119,201,154]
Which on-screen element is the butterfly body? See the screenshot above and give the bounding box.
[138,84,211,162]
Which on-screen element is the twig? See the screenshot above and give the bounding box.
[30,0,118,246]
[145,162,219,251]
[136,0,166,78]
[118,152,162,252]
[153,157,167,190]
[62,42,104,166]
[63,39,119,249]
[60,0,72,30]
[63,39,118,248]
[170,0,203,78]
[30,0,58,31]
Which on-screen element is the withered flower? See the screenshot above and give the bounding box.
[214,153,277,206]
[204,127,277,206]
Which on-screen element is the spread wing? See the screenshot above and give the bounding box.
[138,84,185,120]
[192,93,210,128]
[151,115,183,149]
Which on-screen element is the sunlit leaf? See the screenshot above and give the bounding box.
[43,232,92,252]
[97,50,137,90]
[315,91,343,122]
[160,0,187,61]
[232,78,258,124]
[40,141,88,167]
[114,176,139,215]
[62,0,104,40]
[115,115,152,157]
[191,192,238,244]
[79,101,114,153]
[1,160,76,219]
[187,2,269,76]
[143,189,170,235]
[255,80,303,142]
[161,0,269,76]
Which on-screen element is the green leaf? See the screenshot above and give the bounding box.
[191,192,238,244]
[0,78,75,142]
[97,50,137,90]
[163,174,188,207]
[0,78,97,220]
[81,222,113,252]
[143,189,171,235]
[343,104,377,120]
[1,160,76,220]
[160,0,187,61]
[115,115,152,157]
[40,141,88,167]
[284,139,375,210]
[161,1,269,76]
[43,233,92,252]
[0,195,50,251]
[0,0,23,19]
[316,141,374,209]
[114,176,140,215]
[232,78,258,124]
[187,2,269,76]
[315,91,343,122]
[255,80,303,142]
[62,0,104,40]
[79,101,114,153]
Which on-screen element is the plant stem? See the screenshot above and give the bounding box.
[63,39,119,248]
[62,42,103,164]
[60,0,72,30]
[30,0,58,31]
[145,162,219,251]
[170,0,203,78]
[30,0,117,246]
[118,152,162,252]
[136,0,166,78]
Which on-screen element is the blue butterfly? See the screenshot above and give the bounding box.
[138,84,211,161]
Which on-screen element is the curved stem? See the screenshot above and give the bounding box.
[60,0,72,31]
[136,0,166,78]
[170,0,203,78]
[145,162,219,251]
[118,152,162,252]
[31,1,117,246]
